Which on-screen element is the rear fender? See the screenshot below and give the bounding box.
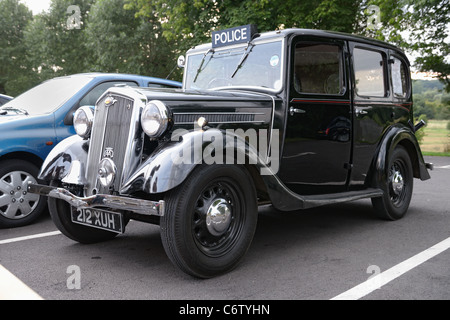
[369,124,430,187]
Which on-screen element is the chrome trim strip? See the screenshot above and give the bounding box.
[173,112,267,125]
[28,183,164,217]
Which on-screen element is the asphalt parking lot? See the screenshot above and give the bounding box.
[0,156,449,302]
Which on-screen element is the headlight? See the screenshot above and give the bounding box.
[73,106,94,139]
[141,100,169,138]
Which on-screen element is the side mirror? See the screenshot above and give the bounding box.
[177,55,186,68]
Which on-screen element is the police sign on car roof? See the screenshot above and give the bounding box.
[212,25,258,48]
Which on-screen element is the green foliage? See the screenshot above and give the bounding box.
[126,0,365,53]
[24,0,94,80]
[1,0,448,96]
[414,114,428,144]
[413,80,450,120]
[85,0,175,79]
[363,0,450,92]
[0,0,33,95]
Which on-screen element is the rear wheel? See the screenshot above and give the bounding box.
[0,159,47,228]
[372,146,413,220]
[48,181,119,244]
[160,165,258,278]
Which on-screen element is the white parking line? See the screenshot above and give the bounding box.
[0,265,43,300]
[0,231,61,300]
[331,236,450,300]
[0,231,61,245]
[435,165,450,169]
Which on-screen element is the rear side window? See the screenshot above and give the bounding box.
[353,48,386,97]
[294,43,344,95]
[391,57,408,98]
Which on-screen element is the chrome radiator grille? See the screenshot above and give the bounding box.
[85,94,143,196]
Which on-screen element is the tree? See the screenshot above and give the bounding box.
[362,0,449,92]
[126,0,366,53]
[0,0,33,95]
[24,0,94,83]
[85,0,175,79]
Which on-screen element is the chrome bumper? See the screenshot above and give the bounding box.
[27,183,165,217]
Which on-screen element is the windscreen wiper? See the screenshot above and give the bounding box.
[231,33,260,78]
[193,48,215,83]
[0,107,29,115]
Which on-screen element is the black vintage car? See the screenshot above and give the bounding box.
[29,26,432,278]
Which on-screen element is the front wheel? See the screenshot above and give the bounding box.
[371,146,413,220]
[48,181,119,244]
[160,165,258,278]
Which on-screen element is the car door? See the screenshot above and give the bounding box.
[348,42,392,186]
[279,36,352,195]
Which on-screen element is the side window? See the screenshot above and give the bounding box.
[353,48,386,97]
[294,43,344,95]
[391,57,408,98]
[79,81,138,106]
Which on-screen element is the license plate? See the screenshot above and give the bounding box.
[71,208,124,234]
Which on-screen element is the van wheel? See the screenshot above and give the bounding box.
[372,146,413,220]
[48,181,119,244]
[0,159,47,228]
[160,165,258,278]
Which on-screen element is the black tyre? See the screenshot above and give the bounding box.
[372,146,413,220]
[48,181,119,244]
[160,164,258,278]
[0,159,47,228]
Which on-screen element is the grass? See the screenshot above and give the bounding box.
[419,120,450,157]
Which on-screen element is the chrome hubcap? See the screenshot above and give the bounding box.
[0,171,40,219]
[391,169,404,195]
[206,198,232,236]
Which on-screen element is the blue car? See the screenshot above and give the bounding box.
[0,94,13,106]
[0,73,181,228]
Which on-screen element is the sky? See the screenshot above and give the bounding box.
[21,0,51,15]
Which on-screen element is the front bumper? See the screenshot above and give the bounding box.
[27,183,165,217]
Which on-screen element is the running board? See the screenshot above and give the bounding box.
[268,186,384,211]
[298,188,383,210]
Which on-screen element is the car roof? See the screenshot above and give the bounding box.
[188,28,406,59]
[46,72,181,87]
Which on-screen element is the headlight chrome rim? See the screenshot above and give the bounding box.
[141,100,169,138]
[73,106,94,139]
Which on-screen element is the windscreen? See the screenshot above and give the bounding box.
[1,76,93,115]
[185,40,283,92]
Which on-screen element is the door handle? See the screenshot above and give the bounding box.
[289,107,306,116]
[355,108,368,116]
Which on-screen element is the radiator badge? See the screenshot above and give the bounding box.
[104,96,117,107]
[103,147,114,159]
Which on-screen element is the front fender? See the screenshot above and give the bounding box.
[370,124,430,186]
[120,128,278,194]
[39,135,88,184]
